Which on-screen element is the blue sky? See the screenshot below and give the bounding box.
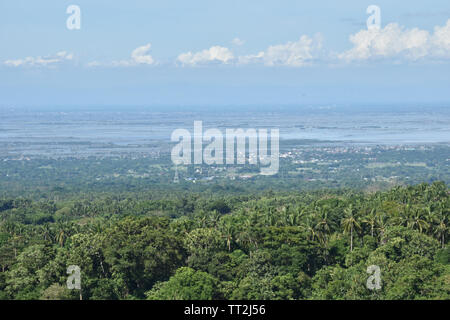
[1,0,450,107]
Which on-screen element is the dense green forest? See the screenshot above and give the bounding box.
[0,181,448,300]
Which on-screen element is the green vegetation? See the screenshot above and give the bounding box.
[0,181,448,300]
[1,144,448,200]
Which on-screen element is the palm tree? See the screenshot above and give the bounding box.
[342,205,361,252]
[434,215,448,248]
[399,205,414,227]
[375,212,390,244]
[423,205,438,236]
[208,210,221,229]
[362,208,378,237]
[315,206,332,245]
[407,208,429,233]
[219,218,235,252]
[39,224,52,242]
[303,217,318,242]
[263,207,276,227]
[195,210,208,228]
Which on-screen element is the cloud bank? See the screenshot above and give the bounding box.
[239,34,323,67]
[88,43,155,67]
[339,19,450,62]
[4,51,73,67]
[177,34,323,67]
[5,19,450,69]
[177,46,234,66]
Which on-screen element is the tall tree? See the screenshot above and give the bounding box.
[342,205,361,252]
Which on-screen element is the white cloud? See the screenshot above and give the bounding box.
[431,19,450,56]
[130,43,154,64]
[88,43,155,67]
[238,34,323,67]
[177,35,322,67]
[177,46,234,66]
[231,37,245,46]
[339,19,450,62]
[4,51,74,67]
[238,51,265,65]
